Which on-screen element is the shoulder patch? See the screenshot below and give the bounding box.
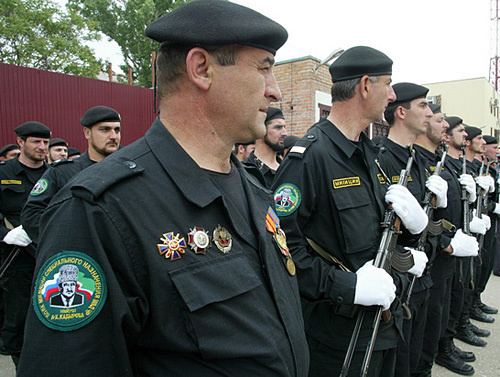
[30,178,49,196]
[288,135,316,159]
[33,251,107,332]
[274,183,302,216]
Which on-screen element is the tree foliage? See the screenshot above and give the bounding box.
[68,0,191,87]
[0,0,103,78]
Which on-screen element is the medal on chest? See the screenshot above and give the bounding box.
[266,207,295,276]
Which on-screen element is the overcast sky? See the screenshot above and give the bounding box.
[78,0,494,86]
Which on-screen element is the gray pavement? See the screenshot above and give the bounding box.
[0,275,500,376]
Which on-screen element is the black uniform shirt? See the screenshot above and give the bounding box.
[18,118,309,377]
[21,151,95,245]
[243,151,280,188]
[271,118,398,351]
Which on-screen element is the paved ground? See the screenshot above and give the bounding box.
[0,275,499,376]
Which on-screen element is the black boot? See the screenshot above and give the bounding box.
[470,304,495,323]
[469,321,490,337]
[435,338,474,375]
[456,323,487,347]
[477,299,498,315]
[451,340,476,362]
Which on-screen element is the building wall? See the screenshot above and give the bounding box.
[424,77,500,137]
[0,63,156,152]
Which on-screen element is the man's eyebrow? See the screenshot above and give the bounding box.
[261,56,275,66]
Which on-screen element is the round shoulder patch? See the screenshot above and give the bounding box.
[30,178,48,196]
[33,251,107,332]
[273,183,302,216]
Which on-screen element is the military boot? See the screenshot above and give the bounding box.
[435,338,474,376]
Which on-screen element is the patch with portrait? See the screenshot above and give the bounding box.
[30,178,49,196]
[33,251,107,331]
[274,183,301,216]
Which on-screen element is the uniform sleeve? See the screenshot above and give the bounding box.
[21,167,60,246]
[18,196,148,377]
[272,158,356,305]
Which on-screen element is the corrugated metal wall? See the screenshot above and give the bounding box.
[0,63,156,152]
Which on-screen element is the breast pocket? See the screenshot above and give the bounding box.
[0,183,26,215]
[331,185,379,255]
[169,252,266,359]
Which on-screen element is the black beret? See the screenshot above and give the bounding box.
[464,126,482,141]
[445,116,463,133]
[15,121,51,138]
[483,135,498,145]
[145,0,288,55]
[236,140,256,146]
[265,107,285,124]
[284,135,300,149]
[0,144,19,157]
[49,138,68,148]
[391,83,429,106]
[80,106,120,128]
[67,147,81,157]
[329,46,393,83]
[429,103,442,114]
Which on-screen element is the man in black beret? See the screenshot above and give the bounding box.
[233,140,255,161]
[272,46,430,377]
[0,121,50,366]
[378,83,450,377]
[0,145,20,161]
[19,1,309,376]
[47,138,68,164]
[21,105,121,247]
[66,147,81,159]
[243,106,288,188]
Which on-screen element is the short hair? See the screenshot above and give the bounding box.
[331,76,379,103]
[384,101,411,126]
[156,44,239,99]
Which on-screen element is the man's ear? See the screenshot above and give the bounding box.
[185,47,213,91]
[395,105,406,120]
[358,75,372,100]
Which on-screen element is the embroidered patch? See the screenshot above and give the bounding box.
[30,178,49,196]
[391,175,413,183]
[1,180,21,185]
[33,251,107,332]
[274,183,301,216]
[332,177,360,189]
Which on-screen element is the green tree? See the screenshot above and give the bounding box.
[68,0,191,87]
[0,0,103,78]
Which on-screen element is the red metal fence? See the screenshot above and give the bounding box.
[0,63,156,152]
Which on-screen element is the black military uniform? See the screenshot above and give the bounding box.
[0,121,50,364]
[18,119,308,376]
[21,151,95,246]
[272,118,402,375]
[243,151,281,188]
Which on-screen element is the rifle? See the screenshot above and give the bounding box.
[460,146,474,289]
[340,147,415,377]
[402,143,448,320]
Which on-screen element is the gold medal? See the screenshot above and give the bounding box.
[213,225,232,253]
[274,228,289,256]
[286,257,296,276]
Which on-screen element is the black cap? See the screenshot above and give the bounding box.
[429,103,442,114]
[329,46,393,83]
[0,144,20,158]
[67,147,81,157]
[145,0,288,56]
[265,107,285,124]
[483,135,498,145]
[49,138,68,148]
[236,140,256,146]
[283,135,300,149]
[80,106,120,128]
[15,121,51,139]
[445,116,463,133]
[391,83,429,106]
[464,126,482,140]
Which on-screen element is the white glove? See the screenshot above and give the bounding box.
[450,229,479,257]
[3,225,32,247]
[385,184,428,234]
[493,202,500,215]
[425,175,448,208]
[353,260,396,310]
[469,215,487,235]
[483,214,491,230]
[476,175,495,193]
[459,174,477,203]
[406,248,428,278]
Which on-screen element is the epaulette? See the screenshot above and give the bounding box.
[52,159,74,167]
[71,158,144,200]
[288,134,317,159]
[0,161,5,165]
